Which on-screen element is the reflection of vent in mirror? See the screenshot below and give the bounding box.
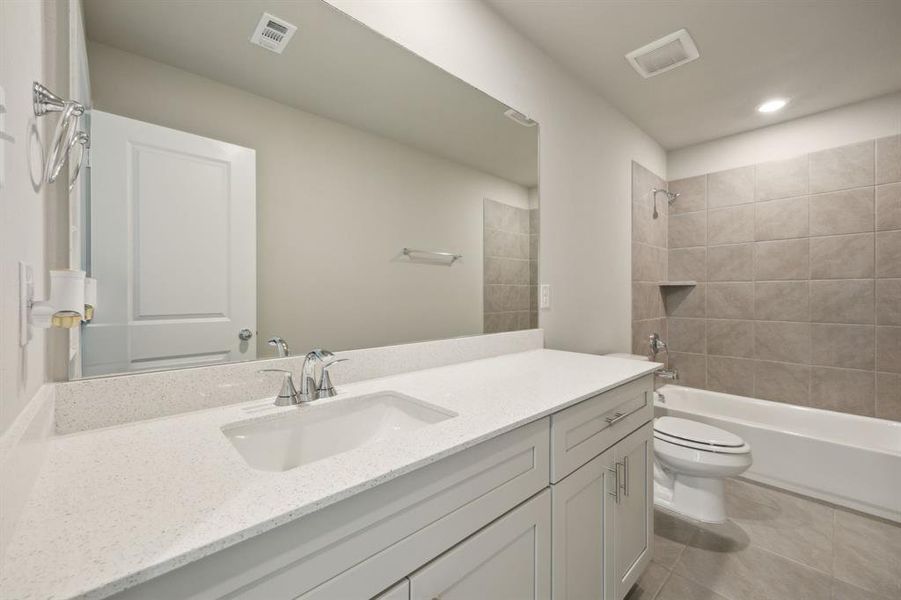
[626,29,699,78]
[503,108,537,128]
[250,12,297,54]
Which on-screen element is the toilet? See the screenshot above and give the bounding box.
[605,353,752,523]
[653,416,752,523]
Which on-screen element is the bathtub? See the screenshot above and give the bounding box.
[655,384,901,523]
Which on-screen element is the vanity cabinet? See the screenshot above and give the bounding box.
[408,490,551,600]
[108,376,654,600]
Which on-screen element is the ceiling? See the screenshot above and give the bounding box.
[487,0,901,150]
[83,0,538,186]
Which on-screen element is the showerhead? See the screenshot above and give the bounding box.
[651,188,679,218]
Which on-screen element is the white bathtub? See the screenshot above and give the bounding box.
[655,384,901,522]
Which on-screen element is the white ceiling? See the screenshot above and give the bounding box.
[487,0,901,150]
[83,0,538,186]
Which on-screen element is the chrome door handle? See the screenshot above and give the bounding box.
[623,456,630,497]
[605,411,626,425]
[607,464,622,503]
[238,328,253,341]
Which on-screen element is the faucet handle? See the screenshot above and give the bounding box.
[267,337,290,357]
[257,369,300,406]
[317,358,349,398]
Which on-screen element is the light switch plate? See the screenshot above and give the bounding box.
[539,284,551,310]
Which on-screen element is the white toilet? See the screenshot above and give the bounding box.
[653,416,752,523]
[605,353,752,523]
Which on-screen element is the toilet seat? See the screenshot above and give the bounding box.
[653,416,750,454]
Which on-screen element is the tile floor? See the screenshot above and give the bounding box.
[628,479,901,600]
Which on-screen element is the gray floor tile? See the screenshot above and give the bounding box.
[833,509,901,598]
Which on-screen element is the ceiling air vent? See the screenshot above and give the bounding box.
[625,29,699,78]
[250,12,297,54]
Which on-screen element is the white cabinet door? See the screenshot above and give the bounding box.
[551,447,615,600]
[84,111,256,376]
[373,579,409,600]
[612,422,653,600]
[409,490,551,600]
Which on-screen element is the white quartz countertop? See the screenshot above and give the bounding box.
[0,349,658,599]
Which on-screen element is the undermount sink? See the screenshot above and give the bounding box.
[223,391,457,472]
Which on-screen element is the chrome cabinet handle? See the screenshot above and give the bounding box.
[623,456,630,497]
[607,464,622,503]
[605,411,626,425]
[238,328,253,341]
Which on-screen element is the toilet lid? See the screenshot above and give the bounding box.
[654,416,745,448]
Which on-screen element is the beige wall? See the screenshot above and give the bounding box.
[328,0,668,355]
[87,41,530,355]
[0,0,70,435]
[669,92,901,180]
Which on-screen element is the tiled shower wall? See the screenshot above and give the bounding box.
[483,199,539,333]
[631,162,669,357]
[658,136,901,421]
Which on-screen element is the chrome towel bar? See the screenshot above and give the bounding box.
[402,247,462,264]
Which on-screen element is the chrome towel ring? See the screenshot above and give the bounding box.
[33,82,89,190]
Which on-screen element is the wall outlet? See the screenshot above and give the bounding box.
[539,284,551,310]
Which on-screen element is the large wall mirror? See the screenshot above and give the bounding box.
[75,0,539,378]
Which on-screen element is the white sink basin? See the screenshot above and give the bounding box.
[223,391,456,472]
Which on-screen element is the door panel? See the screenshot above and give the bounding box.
[84,111,256,375]
[409,490,551,600]
[551,448,615,600]
[613,423,653,600]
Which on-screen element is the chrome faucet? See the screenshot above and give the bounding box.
[648,333,679,382]
[258,348,348,406]
[267,336,290,357]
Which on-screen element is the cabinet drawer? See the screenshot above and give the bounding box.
[550,375,653,483]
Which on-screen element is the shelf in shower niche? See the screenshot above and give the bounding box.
[658,281,697,288]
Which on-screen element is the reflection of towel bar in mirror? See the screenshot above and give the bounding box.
[402,248,462,264]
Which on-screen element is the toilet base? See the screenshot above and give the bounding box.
[654,462,728,523]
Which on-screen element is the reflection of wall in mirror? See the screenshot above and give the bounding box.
[86,41,534,359]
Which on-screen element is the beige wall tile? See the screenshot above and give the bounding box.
[809,233,875,279]
[810,140,875,193]
[484,228,529,259]
[664,284,706,318]
[668,318,706,354]
[707,319,755,358]
[633,161,667,203]
[633,195,668,247]
[485,257,530,285]
[484,312,520,334]
[669,211,707,248]
[809,187,875,236]
[707,244,754,281]
[755,239,809,280]
[876,230,901,277]
[668,352,706,388]
[484,199,529,234]
[876,134,901,185]
[810,323,875,370]
[632,242,666,282]
[809,367,875,416]
[833,509,901,597]
[669,175,707,214]
[756,155,808,201]
[708,165,755,208]
[708,282,755,319]
[876,326,901,374]
[876,182,901,231]
[810,280,874,324]
[668,247,707,282]
[755,196,809,241]
[484,284,530,312]
[708,204,755,245]
[633,283,664,320]
[707,356,755,396]
[876,279,901,326]
[754,361,810,405]
[754,321,810,364]
[876,372,901,420]
[755,281,809,322]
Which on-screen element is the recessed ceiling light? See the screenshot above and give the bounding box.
[757,98,788,113]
